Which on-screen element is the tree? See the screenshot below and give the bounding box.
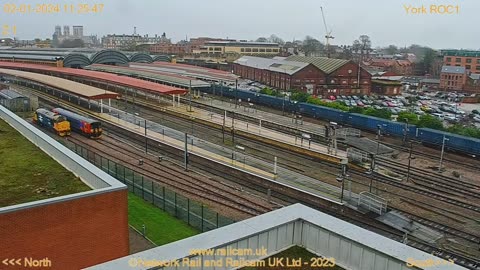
[303,36,324,56]
[290,90,310,102]
[59,38,85,48]
[349,106,365,114]
[256,37,268,42]
[359,35,372,60]
[422,48,436,74]
[416,114,444,130]
[364,108,392,119]
[397,111,419,125]
[385,45,398,55]
[268,34,285,45]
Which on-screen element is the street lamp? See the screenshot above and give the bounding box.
[235,78,238,109]
[439,135,449,172]
[403,118,409,146]
[406,140,416,183]
[336,159,349,203]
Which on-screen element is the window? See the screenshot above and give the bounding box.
[455,58,461,63]
[240,48,245,52]
[477,59,480,64]
[245,48,252,52]
[466,58,472,63]
[252,48,258,52]
[476,66,480,70]
[446,57,451,62]
[259,48,265,52]
[266,49,272,52]
[455,64,460,66]
[273,49,279,52]
[466,65,471,70]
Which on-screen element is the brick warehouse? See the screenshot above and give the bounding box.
[233,56,371,97]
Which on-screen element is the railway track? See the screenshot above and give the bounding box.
[392,207,480,244]
[118,97,480,213]
[378,158,480,200]
[383,140,480,171]
[31,87,480,269]
[66,133,272,217]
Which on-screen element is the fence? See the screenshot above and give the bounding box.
[64,140,236,233]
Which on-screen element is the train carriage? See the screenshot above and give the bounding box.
[33,108,71,136]
[52,108,102,138]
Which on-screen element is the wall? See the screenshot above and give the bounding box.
[0,190,129,270]
[0,106,129,269]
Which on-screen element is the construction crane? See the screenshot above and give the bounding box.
[320,6,334,58]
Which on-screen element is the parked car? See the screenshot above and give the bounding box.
[472,110,479,115]
[356,100,364,107]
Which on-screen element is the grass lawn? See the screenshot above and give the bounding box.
[128,193,199,246]
[0,118,90,207]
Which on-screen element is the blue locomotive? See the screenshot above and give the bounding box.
[33,108,71,136]
[52,108,102,138]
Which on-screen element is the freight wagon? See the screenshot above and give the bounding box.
[206,88,480,157]
[33,108,71,136]
[52,108,102,138]
[417,128,480,156]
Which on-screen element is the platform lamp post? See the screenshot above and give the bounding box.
[402,118,409,146]
[188,80,192,112]
[336,159,349,203]
[439,135,449,172]
[235,78,238,109]
[406,140,414,183]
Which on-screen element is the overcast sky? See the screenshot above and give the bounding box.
[3,0,477,50]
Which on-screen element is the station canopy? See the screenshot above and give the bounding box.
[0,62,188,95]
[0,68,119,100]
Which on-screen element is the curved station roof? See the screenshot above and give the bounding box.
[0,68,119,100]
[0,62,187,95]
[84,64,211,88]
[0,48,171,68]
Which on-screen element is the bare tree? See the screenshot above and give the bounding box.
[256,37,268,42]
[303,36,324,56]
[268,34,285,45]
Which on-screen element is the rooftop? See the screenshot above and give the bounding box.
[441,50,480,57]
[0,62,187,95]
[441,66,466,74]
[234,56,309,75]
[285,55,351,74]
[0,68,120,100]
[87,203,466,270]
[0,89,27,99]
[0,118,90,207]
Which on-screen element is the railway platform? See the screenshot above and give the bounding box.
[94,106,355,204]
[166,101,348,160]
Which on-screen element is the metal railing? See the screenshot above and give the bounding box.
[64,139,236,233]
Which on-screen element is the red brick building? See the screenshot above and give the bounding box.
[464,74,480,94]
[439,66,468,91]
[371,79,403,96]
[149,43,186,56]
[364,59,414,75]
[441,50,480,73]
[0,190,129,270]
[233,56,371,97]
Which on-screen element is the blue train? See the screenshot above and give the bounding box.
[204,87,480,157]
[52,108,103,138]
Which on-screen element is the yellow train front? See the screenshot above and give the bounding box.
[33,108,71,136]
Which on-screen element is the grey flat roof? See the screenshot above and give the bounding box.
[441,66,466,74]
[420,78,440,84]
[87,204,467,270]
[234,56,309,75]
[0,89,26,99]
[84,64,211,88]
[470,74,480,80]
